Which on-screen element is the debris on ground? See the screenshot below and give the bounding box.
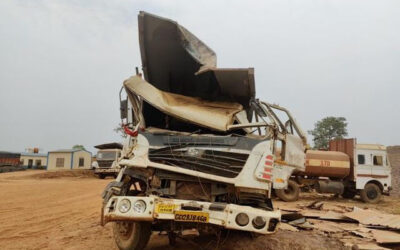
[278,199,400,249]
[344,207,400,230]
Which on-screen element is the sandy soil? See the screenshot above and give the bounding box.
[1,170,397,250]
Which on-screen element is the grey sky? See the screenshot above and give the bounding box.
[0,0,399,154]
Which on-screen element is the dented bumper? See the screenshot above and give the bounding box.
[102,195,280,234]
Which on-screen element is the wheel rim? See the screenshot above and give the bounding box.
[117,222,134,240]
[285,185,294,195]
[367,189,377,199]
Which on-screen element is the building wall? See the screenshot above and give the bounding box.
[47,152,72,171]
[20,156,47,168]
[71,151,92,169]
[388,146,400,197]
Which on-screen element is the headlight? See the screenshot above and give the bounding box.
[235,213,249,226]
[252,216,266,229]
[118,199,131,213]
[133,200,146,213]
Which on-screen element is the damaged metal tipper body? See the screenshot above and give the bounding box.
[102,11,307,250]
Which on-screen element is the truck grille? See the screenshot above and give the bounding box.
[98,160,113,168]
[149,147,249,178]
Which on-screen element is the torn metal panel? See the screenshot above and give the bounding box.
[350,230,370,239]
[138,11,255,108]
[278,222,300,232]
[344,208,400,230]
[124,75,243,132]
[319,211,356,222]
[301,210,325,218]
[282,134,306,171]
[308,219,344,233]
[372,229,400,244]
[351,243,390,250]
[306,200,324,210]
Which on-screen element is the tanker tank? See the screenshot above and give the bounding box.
[304,150,351,178]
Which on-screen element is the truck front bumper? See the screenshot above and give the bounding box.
[95,168,119,174]
[102,195,280,234]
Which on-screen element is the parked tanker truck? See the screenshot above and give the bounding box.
[274,138,392,203]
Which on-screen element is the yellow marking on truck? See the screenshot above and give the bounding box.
[155,203,176,214]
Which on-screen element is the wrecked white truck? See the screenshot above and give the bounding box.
[101,12,307,250]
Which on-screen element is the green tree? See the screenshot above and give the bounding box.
[308,117,348,149]
[72,144,86,150]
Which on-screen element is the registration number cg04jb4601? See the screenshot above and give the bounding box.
[174,211,209,223]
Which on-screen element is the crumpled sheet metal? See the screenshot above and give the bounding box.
[372,229,400,244]
[344,208,400,230]
[124,75,243,132]
[138,11,255,108]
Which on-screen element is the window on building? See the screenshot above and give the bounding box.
[79,157,84,167]
[358,154,365,165]
[373,155,383,166]
[35,160,41,166]
[56,158,64,167]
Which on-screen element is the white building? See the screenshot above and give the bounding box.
[47,149,92,171]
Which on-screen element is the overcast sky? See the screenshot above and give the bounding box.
[0,0,399,154]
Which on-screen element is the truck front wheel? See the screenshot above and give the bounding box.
[113,221,151,250]
[275,180,300,202]
[360,183,382,204]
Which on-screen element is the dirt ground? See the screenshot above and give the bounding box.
[1,170,398,250]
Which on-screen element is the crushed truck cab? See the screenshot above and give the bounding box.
[101,11,307,250]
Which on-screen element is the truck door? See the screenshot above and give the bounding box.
[355,151,372,179]
[372,152,391,186]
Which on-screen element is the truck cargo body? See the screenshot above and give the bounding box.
[0,152,23,173]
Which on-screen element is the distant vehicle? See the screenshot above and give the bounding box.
[274,138,391,203]
[0,151,23,173]
[93,143,122,179]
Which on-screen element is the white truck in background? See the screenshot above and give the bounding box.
[275,139,392,203]
[93,143,122,179]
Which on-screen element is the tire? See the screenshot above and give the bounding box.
[341,188,357,199]
[113,221,151,250]
[360,183,382,204]
[98,174,106,179]
[275,180,300,202]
